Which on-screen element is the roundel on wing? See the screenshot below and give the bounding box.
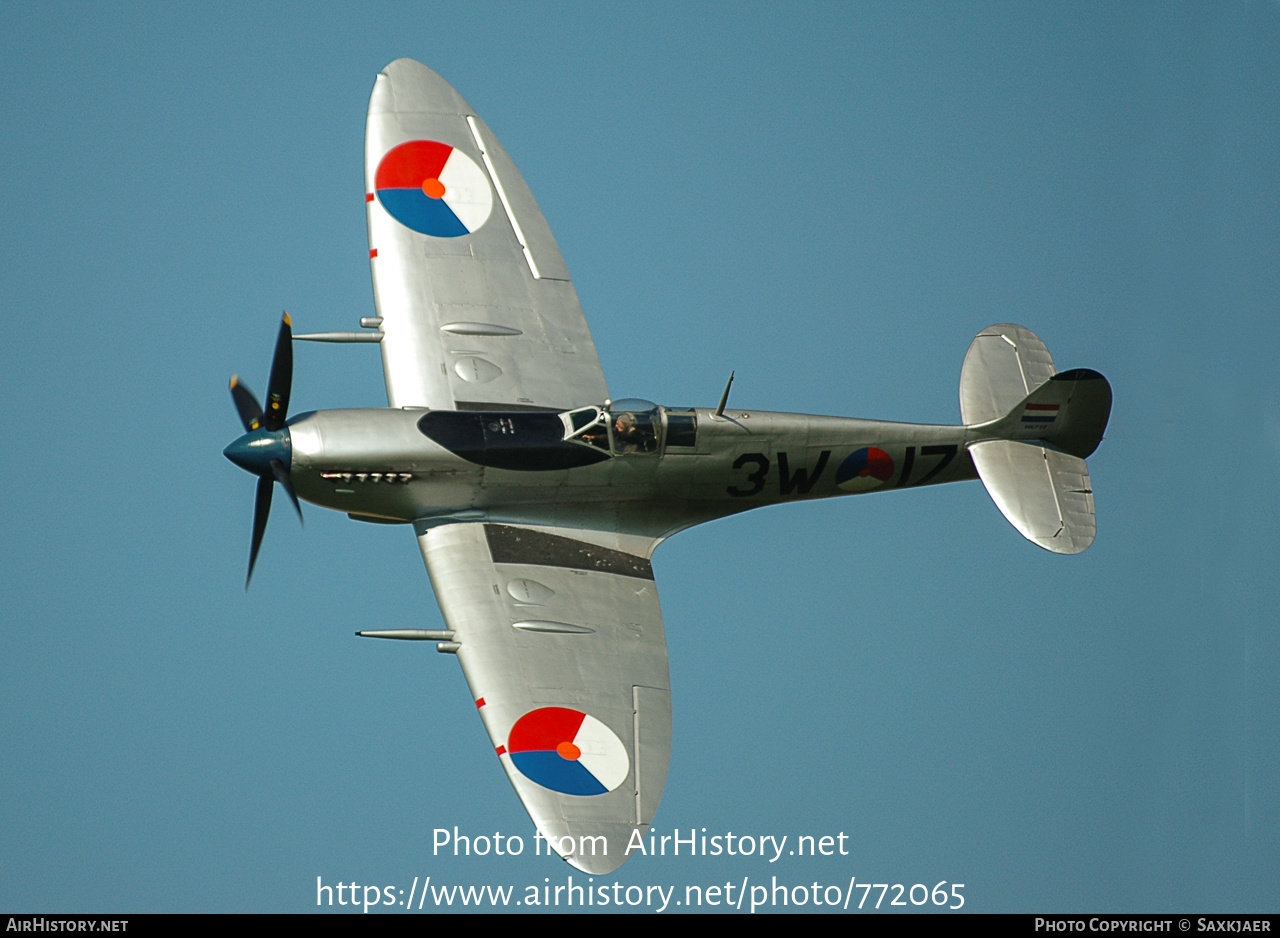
[506,707,630,796]
[374,140,493,237]
[836,446,895,492]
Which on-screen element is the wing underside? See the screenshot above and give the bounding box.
[418,522,672,874]
[370,61,665,874]
[366,59,609,412]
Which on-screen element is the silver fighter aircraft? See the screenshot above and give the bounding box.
[223,60,1112,875]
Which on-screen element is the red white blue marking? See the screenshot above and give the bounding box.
[1021,403,1060,426]
[506,707,629,796]
[374,140,493,237]
[836,447,895,492]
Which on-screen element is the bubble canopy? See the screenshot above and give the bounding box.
[562,399,662,456]
[608,398,658,413]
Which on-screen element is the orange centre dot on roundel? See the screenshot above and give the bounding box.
[555,741,581,761]
[421,177,446,199]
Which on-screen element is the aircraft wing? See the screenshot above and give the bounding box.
[418,522,672,874]
[367,61,668,873]
[365,59,609,411]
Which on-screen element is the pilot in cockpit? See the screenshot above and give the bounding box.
[613,411,642,453]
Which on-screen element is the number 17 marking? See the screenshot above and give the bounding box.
[897,444,957,488]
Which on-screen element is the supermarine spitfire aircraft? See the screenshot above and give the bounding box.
[223,60,1112,875]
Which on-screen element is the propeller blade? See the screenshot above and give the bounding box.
[233,313,300,590]
[263,312,293,431]
[271,458,303,525]
[229,376,264,432]
[246,474,274,590]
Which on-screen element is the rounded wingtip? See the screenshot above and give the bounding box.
[374,59,472,117]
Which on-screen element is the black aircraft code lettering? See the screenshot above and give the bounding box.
[777,450,831,496]
[897,446,916,487]
[898,444,958,488]
[727,453,770,497]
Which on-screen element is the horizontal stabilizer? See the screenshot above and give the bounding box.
[969,440,1095,554]
[960,323,1057,425]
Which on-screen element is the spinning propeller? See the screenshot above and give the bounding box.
[223,313,302,588]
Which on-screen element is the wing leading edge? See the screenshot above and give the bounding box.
[366,59,609,412]
[418,522,672,875]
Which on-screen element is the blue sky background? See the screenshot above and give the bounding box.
[2,2,1278,914]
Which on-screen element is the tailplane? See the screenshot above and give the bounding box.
[960,324,1112,555]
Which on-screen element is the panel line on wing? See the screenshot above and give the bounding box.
[632,686,642,824]
[467,115,542,280]
[1041,446,1067,535]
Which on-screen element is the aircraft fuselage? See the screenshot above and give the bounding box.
[282,406,980,540]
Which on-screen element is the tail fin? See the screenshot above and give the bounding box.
[984,368,1112,459]
[960,324,1112,555]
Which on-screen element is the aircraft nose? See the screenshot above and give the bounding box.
[223,427,292,476]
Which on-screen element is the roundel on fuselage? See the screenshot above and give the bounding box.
[836,446,895,492]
